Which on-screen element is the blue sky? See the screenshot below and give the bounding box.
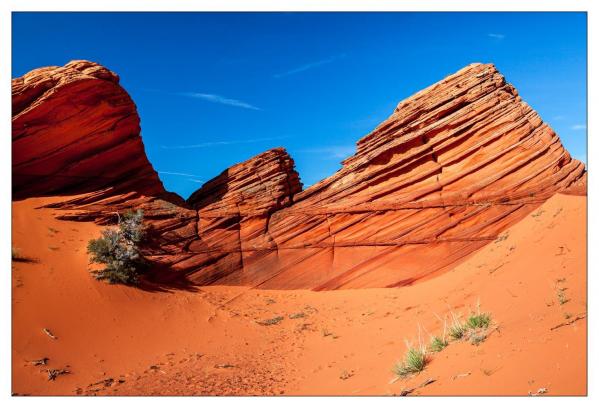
[12,12,587,199]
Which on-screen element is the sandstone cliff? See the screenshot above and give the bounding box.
[12,61,163,199]
[11,61,586,289]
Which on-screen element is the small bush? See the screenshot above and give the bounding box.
[393,346,427,377]
[448,324,465,340]
[463,302,494,345]
[466,313,492,329]
[429,336,448,352]
[87,210,146,285]
[446,308,467,340]
[466,301,492,329]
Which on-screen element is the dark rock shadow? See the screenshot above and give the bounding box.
[11,256,39,264]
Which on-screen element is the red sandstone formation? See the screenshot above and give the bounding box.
[12,61,163,199]
[11,61,586,289]
[11,60,197,272]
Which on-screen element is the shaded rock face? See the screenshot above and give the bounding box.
[12,60,163,199]
[12,61,586,289]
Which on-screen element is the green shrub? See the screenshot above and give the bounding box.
[466,312,492,329]
[448,315,466,340]
[429,336,448,352]
[87,210,146,285]
[393,346,427,377]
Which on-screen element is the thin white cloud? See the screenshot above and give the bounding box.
[553,115,566,121]
[298,145,355,159]
[180,92,261,110]
[160,136,288,150]
[571,124,587,130]
[488,33,506,40]
[274,53,346,78]
[187,178,204,183]
[158,171,203,180]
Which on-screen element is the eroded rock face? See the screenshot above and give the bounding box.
[11,60,198,282]
[12,61,586,289]
[12,60,163,199]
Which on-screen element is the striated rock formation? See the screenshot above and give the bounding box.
[12,61,163,199]
[11,60,198,278]
[180,148,302,284]
[12,61,586,289]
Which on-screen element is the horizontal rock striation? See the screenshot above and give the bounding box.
[12,61,586,289]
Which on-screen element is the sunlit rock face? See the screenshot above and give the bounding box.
[12,61,586,289]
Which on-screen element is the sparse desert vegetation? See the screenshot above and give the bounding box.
[429,336,448,353]
[11,193,586,396]
[393,344,428,377]
[393,303,495,379]
[448,312,467,340]
[466,305,492,330]
[87,210,147,285]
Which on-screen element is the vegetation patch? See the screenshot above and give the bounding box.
[463,302,494,345]
[466,312,492,330]
[448,312,467,340]
[393,346,427,378]
[429,336,448,352]
[87,210,147,285]
[445,302,494,345]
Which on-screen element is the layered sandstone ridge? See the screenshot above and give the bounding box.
[11,61,586,289]
[12,60,164,199]
[258,63,586,289]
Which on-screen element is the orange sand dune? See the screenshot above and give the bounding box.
[12,193,586,396]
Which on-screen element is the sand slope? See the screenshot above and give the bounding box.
[12,193,586,395]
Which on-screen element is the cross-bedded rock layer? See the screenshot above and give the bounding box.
[12,61,586,289]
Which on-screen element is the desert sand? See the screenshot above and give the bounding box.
[12,192,586,396]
